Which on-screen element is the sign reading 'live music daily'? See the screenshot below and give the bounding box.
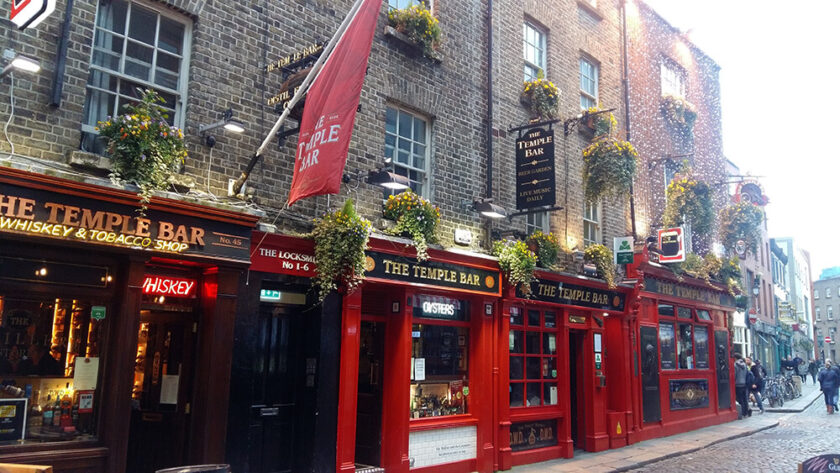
[515,127,556,210]
[364,251,500,296]
[519,279,626,312]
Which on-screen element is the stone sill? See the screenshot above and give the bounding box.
[384,25,443,64]
[66,150,196,193]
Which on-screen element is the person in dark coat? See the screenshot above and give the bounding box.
[809,359,820,384]
[818,361,839,414]
[733,353,751,418]
[18,344,63,377]
[746,357,764,413]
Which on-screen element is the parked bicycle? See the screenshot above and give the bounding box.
[764,376,784,408]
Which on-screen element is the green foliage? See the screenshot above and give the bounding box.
[387,4,441,57]
[719,202,765,253]
[663,175,714,234]
[582,138,638,202]
[525,230,561,268]
[493,240,537,296]
[521,74,560,120]
[671,253,743,295]
[384,191,440,261]
[584,106,617,137]
[311,200,372,302]
[661,94,697,136]
[584,244,616,288]
[96,88,187,212]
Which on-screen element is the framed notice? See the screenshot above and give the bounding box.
[0,398,27,441]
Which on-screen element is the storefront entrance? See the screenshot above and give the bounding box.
[127,310,198,473]
[355,321,385,467]
[569,330,586,449]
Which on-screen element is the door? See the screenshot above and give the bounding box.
[640,326,661,423]
[127,311,197,473]
[355,321,385,467]
[715,330,731,409]
[568,330,585,449]
[248,302,304,473]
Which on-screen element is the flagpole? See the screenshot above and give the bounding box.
[231,0,368,196]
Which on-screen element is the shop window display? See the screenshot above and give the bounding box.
[509,307,559,408]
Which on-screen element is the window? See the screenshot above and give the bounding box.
[660,60,685,97]
[658,304,675,317]
[388,0,428,9]
[410,296,469,418]
[523,22,546,81]
[583,202,601,247]
[509,307,558,407]
[525,212,549,236]
[829,306,834,321]
[817,307,821,321]
[827,288,832,299]
[660,306,710,371]
[677,323,693,369]
[694,326,710,369]
[696,309,711,321]
[579,57,598,110]
[81,0,190,153]
[815,290,819,300]
[385,106,430,197]
[659,322,676,370]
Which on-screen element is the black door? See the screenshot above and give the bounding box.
[568,330,585,449]
[640,326,661,423]
[127,311,197,473]
[715,330,731,409]
[355,321,385,466]
[248,302,304,473]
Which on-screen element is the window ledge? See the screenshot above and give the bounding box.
[409,414,477,431]
[384,25,443,64]
[66,150,196,193]
[576,1,604,21]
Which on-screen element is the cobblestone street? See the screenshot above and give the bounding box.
[631,385,840,472]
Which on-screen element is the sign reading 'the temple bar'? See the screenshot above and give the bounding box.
[364,251,500,296]
[644,276,737,308]
[520,280,626,312]
[515,127,555,210]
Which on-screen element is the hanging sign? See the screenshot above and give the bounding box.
[250,233,316,277]
[364,251,500,296]
[515,127,556,210]
[10,0,55,30]
[644,276,736,307]
[521,280,626,312]
[614,236,634,264]
[657,227,685,263]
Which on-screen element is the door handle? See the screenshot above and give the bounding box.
[259,407,280,417]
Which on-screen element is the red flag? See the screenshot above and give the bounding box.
[287,0,383,206]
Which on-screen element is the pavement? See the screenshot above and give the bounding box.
[510,382,823,473]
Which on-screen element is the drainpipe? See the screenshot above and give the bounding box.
[622,0,638,238]
[486,0,494,201]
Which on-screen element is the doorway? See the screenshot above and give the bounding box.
[568,330,586,450]
[355,321,385,467]
[127,310,197,473]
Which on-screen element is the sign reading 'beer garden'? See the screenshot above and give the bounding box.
[515,127,556,210]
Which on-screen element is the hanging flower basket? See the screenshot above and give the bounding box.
[582,137,638,202]
[387,4,441,59]
[719,201,765,254]
[584,244,616,288]
[661,94,697,137]
[520,76,560,120]
[95,88,187,213]
[581,107,617,138]
[493,239,537,296]
[383,190,440,261]
[311,199,372,302]
[525,230,562,268]
[662,174,714,235]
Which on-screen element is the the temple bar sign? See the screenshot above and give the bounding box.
[644,277,737,308]
[515,127,556,210]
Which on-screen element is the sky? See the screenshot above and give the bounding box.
[641,0,840,279]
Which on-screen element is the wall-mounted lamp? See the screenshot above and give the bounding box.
[198,108,246,147]
[0,54,40,79]
[367,168,409,190]
[472,198,507,219]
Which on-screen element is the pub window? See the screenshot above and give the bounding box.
[523,21,546,82]
[696,309,711,321]
[385,106,431,198]
[579,56,598,110]
[659,322,676,370]
[658,304,675,317]
[583,201,601,247]
[410,296,469,418]
[509,307,558,408]
[81,0,191,153]
[0,295,106,444]
[677,306,692,319]
[694,326,710,369]
[677,323,693,369]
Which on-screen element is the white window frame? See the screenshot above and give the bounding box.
[816,307,821,321]
[827,288,832,299]
[525,211,550,236]
[388,0,431,10]
[829,306,834,321]
[82,0,191,144]
[579,57,599,110]
[384,105,431,198]
[583,201,601,247]
[815,290,820,300]
[523,21,546,82]
[660,59,685,98]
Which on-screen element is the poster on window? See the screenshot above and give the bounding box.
[659,323,676,370]
[695,328,710,369]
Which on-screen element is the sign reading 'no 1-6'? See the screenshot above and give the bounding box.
[516,127,556,210]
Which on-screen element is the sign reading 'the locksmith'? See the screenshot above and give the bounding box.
[516,127,556,210]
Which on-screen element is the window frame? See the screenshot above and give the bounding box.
[658,305,713,371]
[509,306,560,409]
[384,105,432,198]
[583,201,601,247]
[816,307,821,321]
[579,56,599,110]
[525,211,550,236]
[827,288,832,299]
[829,305,834,321]
[82,0,192,144]
[387,0,431,10]
[660,59,685,98]
[523,21,547,82]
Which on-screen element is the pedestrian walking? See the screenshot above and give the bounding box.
[746,357,764,413]
[831,362,840,411]
[796,357,808,384]
[809,358,820,385]
[734,353,751,418]
[818,360,839,414]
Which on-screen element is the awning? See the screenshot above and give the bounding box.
[756,334,769,345]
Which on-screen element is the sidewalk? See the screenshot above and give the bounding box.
[762,379,822,413]
[511,413,779,473]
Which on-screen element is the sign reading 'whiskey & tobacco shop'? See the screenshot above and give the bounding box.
[364,251,500,296]
[515,127,555,210]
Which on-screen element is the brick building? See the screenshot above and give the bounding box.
[815,275,840,362]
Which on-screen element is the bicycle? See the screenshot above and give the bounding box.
[764,377,784,408]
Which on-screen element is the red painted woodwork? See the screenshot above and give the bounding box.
[336,290,362,473]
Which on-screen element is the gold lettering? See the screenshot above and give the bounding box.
[62,205,80,226]
[136,218,151,237]
[158,221,175,241]
[80,209,105,230]
[44,202,63,222]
